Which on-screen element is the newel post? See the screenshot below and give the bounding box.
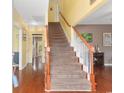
[90,46,96,91]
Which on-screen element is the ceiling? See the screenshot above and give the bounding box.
[79,0,112,24]
[13,0,49,27]
[13,0,112,26]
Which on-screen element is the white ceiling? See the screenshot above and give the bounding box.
[13,0,49,26]
[79,0,112,24]
[14,0,112,26]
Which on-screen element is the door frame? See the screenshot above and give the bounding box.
[32,34,42,64]
[19,28,22,70]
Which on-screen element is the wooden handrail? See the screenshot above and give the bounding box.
[45,25,51,90]
[73,27,94,52]
[59,12,94,51]
[59,11,96,91]
[73,27,96,91]
[59,12,93,51]
[59,12,71,27]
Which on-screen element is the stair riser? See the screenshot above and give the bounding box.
[51,63,80,66]
[50,35,65,37]
[51,65,81,68]
[51,75,86,79]
[51,39,67,41]
[51,62,79,65]
[51,51,75,54]
[51,43,68,45]
[51,41,68,43]
[51,59,78,63]
[51,43,69,45]
[51,71,86,77]
[51,54,75,56]
[51,68,81,71]
[52,56,78,60]
[52,47,73,49]
[51,79,90,84]
[51,85,91,90]
[50,32,64,33]
[51,37,66,39]
[52,51,75,53]
[51,51,74,53]
[50,34,65,36]
[51,37,67,39]
[51,39,67,42]
[51,46,72,48]
[51,49,74,52]
[51,47,73,50]
[52,58,77,61]
[51,70,83,72]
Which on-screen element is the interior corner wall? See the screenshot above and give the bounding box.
[59,0,106,26]
[22,29,27,67]
[75,25,112,65]
[59,15,71,42]
[48,0,59,22]
[59,0,106,43]
[12,26,19,52]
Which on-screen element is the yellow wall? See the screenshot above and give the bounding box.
[48,0,58,22]
[60,16,71,42]
[59,0,106,42]
[59,0,106,26]
[22,29,27,66]
[13,8,29,31]
[13,25,27,67]
[12,26,19,52]
[13,9,29,68]
[13,9,46,68]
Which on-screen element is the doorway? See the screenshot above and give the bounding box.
[32,34,43,70]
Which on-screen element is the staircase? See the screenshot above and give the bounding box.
[48,23,91,91]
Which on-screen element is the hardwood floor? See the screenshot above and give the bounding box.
[13,62,45,93]
[13,62,112,93]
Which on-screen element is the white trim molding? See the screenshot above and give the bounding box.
[19,63,28,70]
[19,28,22,70]
[104,63,112,66]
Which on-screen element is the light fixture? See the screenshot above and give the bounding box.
[30,20,39,26]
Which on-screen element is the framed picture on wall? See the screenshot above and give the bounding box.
[103,33,112,46]
[81,32,93,43]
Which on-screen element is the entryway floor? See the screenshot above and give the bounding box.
[13,62,112,93]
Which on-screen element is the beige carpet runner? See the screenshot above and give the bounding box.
[49,23,91,91]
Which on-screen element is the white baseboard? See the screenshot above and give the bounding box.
[19,63,28,70]
[104,63,112,66]
[45,89,91,92]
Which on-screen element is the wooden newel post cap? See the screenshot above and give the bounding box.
[90,46,95,52]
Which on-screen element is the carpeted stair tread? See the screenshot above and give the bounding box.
[51,78,91,91]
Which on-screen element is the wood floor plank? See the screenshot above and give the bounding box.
[13,63,112,93]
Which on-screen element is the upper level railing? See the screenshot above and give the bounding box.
[59,12,96,91]
[44,25,51,90]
